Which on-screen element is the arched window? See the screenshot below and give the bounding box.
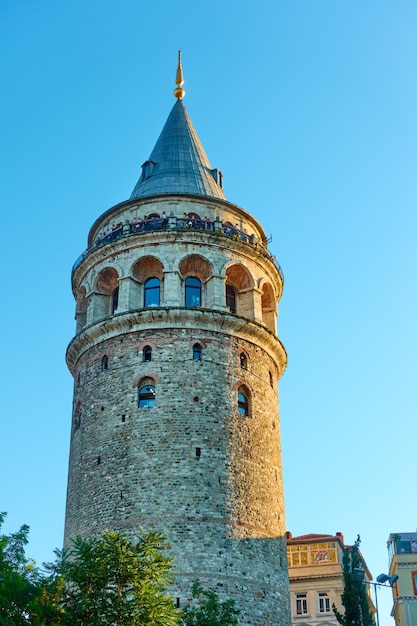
[226,264,254,320]
[237,388,249,416]
[144,277,160,307]
[226,285,236,313]
[101,355,109,371]
[185,277,201,307]
[193,344,202,361]
[269,371,274,388]
[111,286,119,314]
[240,353,247,369]
[138,384,155,408]
[143,346,152,362]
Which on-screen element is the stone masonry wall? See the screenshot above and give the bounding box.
[65,324,289,624]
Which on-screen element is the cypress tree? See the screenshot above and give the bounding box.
[333,535,375,626]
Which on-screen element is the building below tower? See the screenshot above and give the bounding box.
[387,532,417,626]
[286,531,374,626]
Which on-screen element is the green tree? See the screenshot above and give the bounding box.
[0,512,46,626]
[333,535,375,626]
[183,580,240,626]
[55,529,180,626]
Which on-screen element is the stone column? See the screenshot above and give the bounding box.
[205,274,228,310]
[163,271,181,306]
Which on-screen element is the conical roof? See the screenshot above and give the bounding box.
[130,99,226,200]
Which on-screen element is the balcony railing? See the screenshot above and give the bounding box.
[388,538,417,565]
[72,217,284,281]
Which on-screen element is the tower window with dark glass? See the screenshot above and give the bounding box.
[144,277,160,307]
[237,389,249,415]
[185,277,201,307]
[226,284,236,313]
[138,385,155,408]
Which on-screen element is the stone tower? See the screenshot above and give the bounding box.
[65,56,290,625]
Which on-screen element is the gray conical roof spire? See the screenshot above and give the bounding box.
[130,98,226,200]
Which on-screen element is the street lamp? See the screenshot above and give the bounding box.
[353,567,398,626]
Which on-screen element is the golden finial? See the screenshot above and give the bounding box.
[174,50,185,100]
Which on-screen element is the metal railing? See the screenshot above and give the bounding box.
[72,217,283,281]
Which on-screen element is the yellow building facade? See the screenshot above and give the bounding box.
[388,532,417,626]
[286,532,373,626]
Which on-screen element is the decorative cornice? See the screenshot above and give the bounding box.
[66,307,287,374]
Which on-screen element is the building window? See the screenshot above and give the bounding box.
[295,593,308,615]
[111,286,119,314]
[141,160,154,180]
[144,277,160,307]
[217,169,223,188]
[240,352,247,369]
[185,277,201,307]
[226,285,236,313]
[143,346,152,362]
[318,592,330,613]
[237,388,249,416]
[412,570,417,595]
[138,384,155,408]
[287,542,338,567]
[193,344,202,361]
[101,355,109,371]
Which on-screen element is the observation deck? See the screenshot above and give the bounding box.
[72,214,284,282]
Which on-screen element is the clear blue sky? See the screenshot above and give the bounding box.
[1,2,416,624]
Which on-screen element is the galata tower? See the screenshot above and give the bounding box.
[65,54,290,625]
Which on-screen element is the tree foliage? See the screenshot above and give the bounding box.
[333,535,375,626]
[0,512,46,626]
[183,580,240,626]
[0,516,240,626]
[54,529,180,626]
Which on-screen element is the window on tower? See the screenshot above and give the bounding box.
[193,343,202,360]
[185,277,202,307]
[237,386,249,416]
[141,160,155,180]
[144,277,160,307]
[240,353,247,369]
[138,384,156,408]
[143,346,152,362]
[226,284,236,313]
[111,286,119,314]
[101,355,109,371]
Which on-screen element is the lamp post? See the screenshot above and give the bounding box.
[353,567,398,626]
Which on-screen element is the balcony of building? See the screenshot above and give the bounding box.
[72,215,283,282]
[388,533,417,568]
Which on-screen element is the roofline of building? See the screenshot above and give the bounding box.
[287,532,345,544]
